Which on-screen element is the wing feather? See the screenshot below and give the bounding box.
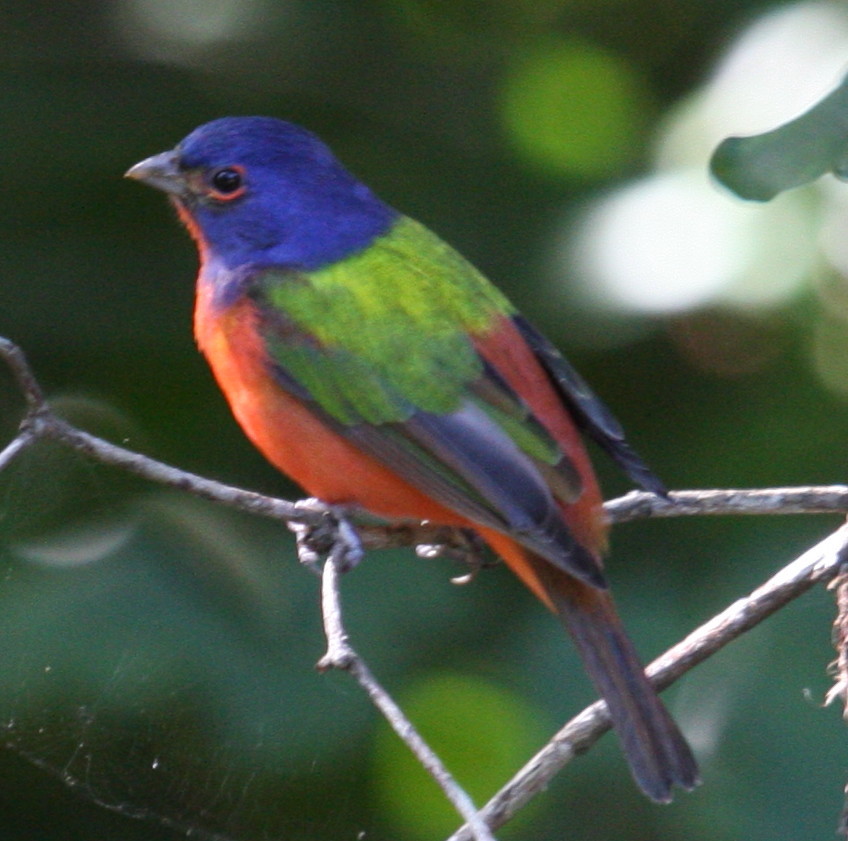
[246,237,608,585]
[512,315,666,496]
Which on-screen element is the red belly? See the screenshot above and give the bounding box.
[194,287,467,525]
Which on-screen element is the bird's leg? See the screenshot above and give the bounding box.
[289,497,364,573]
[415,526,492,584]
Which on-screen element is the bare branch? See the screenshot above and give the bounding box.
[5,332,848,838]
[606,487,848,524]
[826,570,848,714]
[447,521,848,840]
[2,336,848,544]
[315,555,496,841]
[0,429,38,472]
[46,416,309,523]
[0,337,45,410]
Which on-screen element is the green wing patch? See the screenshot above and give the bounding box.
[251,216,572,499]
[256,216,511,422]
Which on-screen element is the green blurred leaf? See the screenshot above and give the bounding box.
[711,72,848,201]
[371,671,547,839]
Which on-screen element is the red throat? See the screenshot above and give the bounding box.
[175,201,212,268]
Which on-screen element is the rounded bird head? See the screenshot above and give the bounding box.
[126,116,396,271]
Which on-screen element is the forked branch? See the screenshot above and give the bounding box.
[2,335,847,840]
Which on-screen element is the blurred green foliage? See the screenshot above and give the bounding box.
[371,672,548,839]
[2,1,848,840]
[501,37,653,177]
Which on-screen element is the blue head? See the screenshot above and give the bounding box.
[126,116,398,271]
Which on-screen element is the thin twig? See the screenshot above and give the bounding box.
[447,521,848,840]
[315,555,497,841]
[0,336,45,409]
[45,416,310,521]
[4,333,848,838]
[826,569,848,715]
[19,413,848,542]
[607,487,848,524]
[315,558,356,669]
[2,336,848,543]
[0,429,38,473]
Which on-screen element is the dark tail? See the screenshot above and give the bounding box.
[536,558,699,802]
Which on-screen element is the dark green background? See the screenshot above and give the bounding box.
[1,1,846,839]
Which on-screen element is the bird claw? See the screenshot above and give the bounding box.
[415,527,490,585]
[289,498,364,573]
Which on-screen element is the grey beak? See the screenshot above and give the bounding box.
[124,150,187,197]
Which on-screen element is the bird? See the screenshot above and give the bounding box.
[126,116,698,802]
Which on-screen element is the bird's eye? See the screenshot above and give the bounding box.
[212,168,241,192]
[207,166,246,200]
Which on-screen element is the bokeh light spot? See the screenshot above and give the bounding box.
[567,170,815,317]
[13,517,138,568]
[114,0,274,61]
[500,38,651,178]
[571,171,747,314]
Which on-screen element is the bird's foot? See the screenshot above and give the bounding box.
[415,526,491,584]
[289,498,364,573]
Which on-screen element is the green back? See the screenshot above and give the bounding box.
[258,216,514,424]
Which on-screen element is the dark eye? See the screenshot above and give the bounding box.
[210,167,243,194]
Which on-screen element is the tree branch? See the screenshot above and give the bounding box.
[0,336,46,409]
[316,555,497,841]
[0,427,38,472]
[3,334,848,839]
[2,338,847,541]
[447,519,848,840]
[607,487,848,523]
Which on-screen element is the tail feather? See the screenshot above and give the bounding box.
[543,564,699,802]
[480,529,699,801]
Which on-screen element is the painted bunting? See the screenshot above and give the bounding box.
[126,117,698,802]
